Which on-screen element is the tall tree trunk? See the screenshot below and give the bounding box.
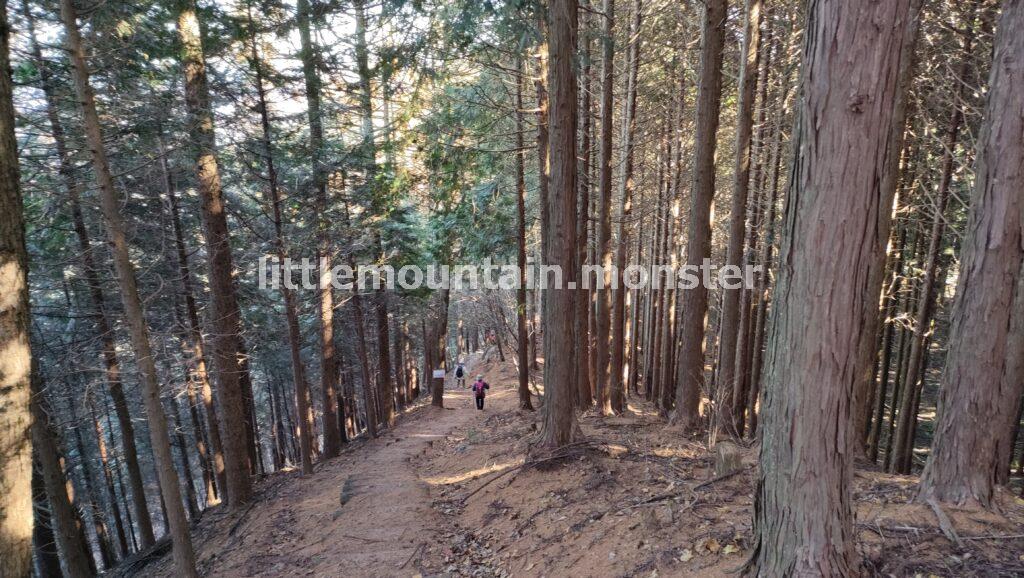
[540,0,580,447]
[515,57,534,411]
[594,0,614,415]
[750,0,915,572]
[672,0,727,430]
[918,0,1024,508]
[643,136,668,400]
[0,5,34,569]
[162,148,225,500]
[249,0,314,475]
[61,1,199,573]
[656,207,679,412]
[715,0,762,437]
[733,21,776,431]
[174,0,253,508]
[746,46,792,439]
[849,0,924,456]
[294,0,341,459]
[24,2,157,542]
[575,0,594,409]
[352,0,396,429]
[343,197,379,439]
[609,0,642,415]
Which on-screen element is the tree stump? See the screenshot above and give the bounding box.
[714,441,742,478]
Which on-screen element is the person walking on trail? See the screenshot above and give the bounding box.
[455,362,466,388]
[472,375,490,410]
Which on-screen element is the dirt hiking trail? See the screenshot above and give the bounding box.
[143,355,513,578]
[138,354,1024,578]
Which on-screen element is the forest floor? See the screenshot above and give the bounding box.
[136,355,1024,577]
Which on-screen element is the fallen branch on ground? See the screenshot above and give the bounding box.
[624,465,751,510]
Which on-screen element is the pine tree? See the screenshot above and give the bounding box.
[175,0,254,505]
[60,0,198,572]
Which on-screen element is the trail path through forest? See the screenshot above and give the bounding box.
[168,355,514,577]
[141,353,1024,578]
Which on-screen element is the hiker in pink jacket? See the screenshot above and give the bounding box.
[471,376,490,410]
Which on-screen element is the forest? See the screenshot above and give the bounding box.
[0,0,1023,575]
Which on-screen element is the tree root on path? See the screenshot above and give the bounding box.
[462,440,600,503]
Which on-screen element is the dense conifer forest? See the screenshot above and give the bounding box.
[1,0,1023,575]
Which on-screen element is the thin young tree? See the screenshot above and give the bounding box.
[60,0,199,572]
[161,136,222,501]
[575,0,593,410]
[0,1,34,570]
[514,56,535,411]
[594,0,614,415]
[715,0,761,436]
[749,0,915,572]
[353,0,397,429]
[608,0,642,415]
[296,0,342,459]
[918,0,1024,508]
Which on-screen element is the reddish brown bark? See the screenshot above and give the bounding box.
[918,0,1024,507]
[715,0,762,437]
[62,2,199,572]
[594,0,614,415]
[609,0,642,416]
[750,0,916,572]
[672,0,727,429]
[850,0,925,456]
[514,57,535,411]
[540,0,580,447]
[176,0,253,507]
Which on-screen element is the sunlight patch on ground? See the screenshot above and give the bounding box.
[422,459,523,486]
[651,446,701,459]
[625,402,659,417]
